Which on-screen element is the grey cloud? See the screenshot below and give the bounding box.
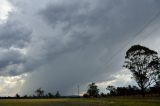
[3,0,160,95]
[30,0,160,69]
[38,0,160,56]
[40,0,159,36]
[0,20,32,48]
[21,0,160,95]
[0,50,25,68]
[0,49,26,76]
[0,9,32,76]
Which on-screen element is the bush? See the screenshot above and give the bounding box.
[83,93,90,98]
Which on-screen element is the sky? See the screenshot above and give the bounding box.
[0,0,160,96]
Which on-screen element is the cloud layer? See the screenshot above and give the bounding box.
[0,0,160,95]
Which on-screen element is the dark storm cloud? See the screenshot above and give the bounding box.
[2,0,160,95]
[0,20,32,48]
[38,0,160,56]
[19,0,160,95]
[0,49,26,76]
[0,9,32,76]
[31,0,160,70]
[40,0,159,38]
[0,50,25,69]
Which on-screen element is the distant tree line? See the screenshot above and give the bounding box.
[83,82,160,98]
[106,84,160,96]
[0,88,61,99]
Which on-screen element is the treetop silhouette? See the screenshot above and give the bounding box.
[124,44,160,97]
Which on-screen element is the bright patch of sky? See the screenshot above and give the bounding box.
[0,0,13,23]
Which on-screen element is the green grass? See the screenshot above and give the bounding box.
[0,97,160,106]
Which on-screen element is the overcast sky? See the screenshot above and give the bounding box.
[0,0,160,96]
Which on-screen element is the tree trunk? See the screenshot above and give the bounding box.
[141,87,145,97]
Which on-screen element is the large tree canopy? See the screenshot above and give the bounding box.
[124,45,160,97]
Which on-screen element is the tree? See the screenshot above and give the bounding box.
[100,92,107,97]
[106,85,116,96]
[23,95,28,98]
[116,87,127,96]
[124,45,160,97]
[35,88,44,97]
[15,93,20,98]
[55,91,60,98]
[87,83,99,97]
[154,81,160,95]
[83,93,90,98]
[48,92,54,98]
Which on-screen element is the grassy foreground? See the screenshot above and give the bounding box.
[0,97,160,106]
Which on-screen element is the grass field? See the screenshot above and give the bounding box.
[0,97,160,106]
